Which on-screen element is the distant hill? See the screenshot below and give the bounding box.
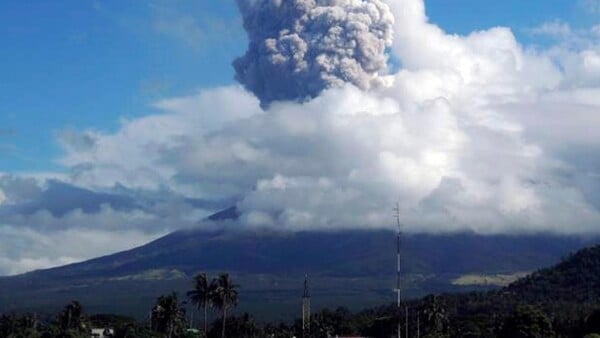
[270,243,600,337]
[406,244,600,337]
[0,208,596,320]
[10,229,590,281]
[507,245,600,304]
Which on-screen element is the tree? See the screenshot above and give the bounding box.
[499,305,555,338]
[57,301,89,337]
[0,313,42,338]
[305,307,358,337]
[208,313,258,338]
[212,273,239,338]
[585,308,600,335]
[187,273,217,334]
[261,322,294,338]
[58,301,82,330]
[151,293,187,338]
[422,295,449,337]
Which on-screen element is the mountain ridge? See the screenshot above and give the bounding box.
[0,208,597,320]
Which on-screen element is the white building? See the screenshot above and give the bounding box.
[90,328,114,338]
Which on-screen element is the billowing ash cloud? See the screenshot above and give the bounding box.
[233,0,394,107]
[3,0,600,275]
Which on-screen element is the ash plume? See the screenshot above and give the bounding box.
[233,0,395,107]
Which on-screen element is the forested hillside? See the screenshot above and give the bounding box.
[3,244,600,337]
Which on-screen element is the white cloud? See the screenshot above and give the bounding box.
[4,0,600,274]
[0,224,162,275]
[526,20,600,88]
[0,175,222,275]
[150,2,244,52]
[58,86,261,194]
[52,0,600,236]
[154,14,205,48]
[582,0,600,14]
[528,21,575,39]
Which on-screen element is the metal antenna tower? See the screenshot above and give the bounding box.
[394,202,402,338]
[302,274,311,336]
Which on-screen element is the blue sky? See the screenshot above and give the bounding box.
[0,1,245,172]
[0,0,597,172]
[428,0,593,36]
[1,0,600,275]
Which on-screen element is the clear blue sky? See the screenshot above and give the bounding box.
[0,0,595,172]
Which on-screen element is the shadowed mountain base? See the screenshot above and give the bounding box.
[0,224,594,321]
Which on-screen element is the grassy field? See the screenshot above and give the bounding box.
[452,272,531,287]
[0,271,491,322]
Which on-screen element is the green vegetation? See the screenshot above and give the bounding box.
[212,273,239,338]
[498,305,554,338]
[2,245,600,337]
[1,231,588,321]
[150,293,188,338]
[187,272,239,338]
[452,272,530,287]
[187,272,217,334]
[110,269,187,282]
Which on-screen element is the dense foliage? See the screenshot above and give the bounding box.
[2,245,600,337]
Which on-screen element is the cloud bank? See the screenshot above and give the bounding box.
[2,0,600,274]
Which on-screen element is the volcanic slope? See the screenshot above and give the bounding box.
[0,208,594,320]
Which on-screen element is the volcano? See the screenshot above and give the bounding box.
[0,208,594,321]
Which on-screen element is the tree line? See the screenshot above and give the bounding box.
[3,287,600,337]
[0,272,240,338]
[4,243,600,337]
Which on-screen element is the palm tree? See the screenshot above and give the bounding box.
[151,293,187,338]
[187,272,217,334]
[58,301,84,332]
[422,295,448,335]
[213,273,239,338]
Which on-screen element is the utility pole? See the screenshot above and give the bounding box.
[394,202,402,338]
[417,312,420,338]
[405,305,409,338]
[302,274,311,337]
